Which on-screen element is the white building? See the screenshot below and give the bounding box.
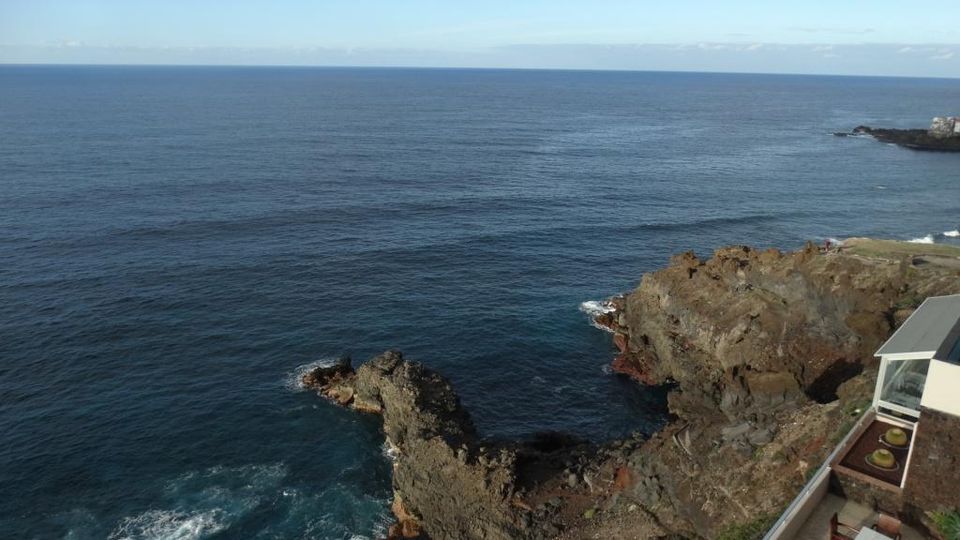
[874,294,960,419]
[929,116,960,138]
[766,294,960,540]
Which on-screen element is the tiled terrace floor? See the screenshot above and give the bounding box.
[790,493,924,540]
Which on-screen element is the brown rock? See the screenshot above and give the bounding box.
[343,351,525,540]
[301,356,357,405]
[595,312,616,331]
[391,495,424,538]
[613,239,960,418]
[613,333,628,353]
[613,467,635,492]
[611,353,658,385]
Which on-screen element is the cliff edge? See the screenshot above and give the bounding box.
[305,238,960,539]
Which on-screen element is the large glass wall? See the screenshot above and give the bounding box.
[878,358,930,415]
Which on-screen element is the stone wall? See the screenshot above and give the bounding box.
[903,407,960,516]
[832,472,903,516]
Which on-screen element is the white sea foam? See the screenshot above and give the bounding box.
[108,509,226,540]
[382,441,400,463]
[109,463,289,540]
[908,235,935,244]
[285,357,341,391]
[820,237,846,247]
[579,300,617,332]
[59,508,100,540]
[370,513,392,540]
[944,230,960,238]
[579,300,616,316]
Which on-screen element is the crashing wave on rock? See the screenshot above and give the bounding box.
[286,357,342,391]
[579,300,618,332]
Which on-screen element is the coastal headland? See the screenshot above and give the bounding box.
[836,126,960,152]
[304,238,960,539]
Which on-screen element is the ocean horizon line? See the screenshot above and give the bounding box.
[2,62,960,81]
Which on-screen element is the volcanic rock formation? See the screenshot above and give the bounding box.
[304,238,960,539]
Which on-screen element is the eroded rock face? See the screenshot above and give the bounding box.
[304,351,532,540]
[607,241,960,420]
[588,239,960,537]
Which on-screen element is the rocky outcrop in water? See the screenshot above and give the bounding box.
[305,238,960,539]
[304,351,529,539]
[836,125,960,152]
[305,351,607,539]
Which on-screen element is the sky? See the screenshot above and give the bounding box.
[1,0,958,77]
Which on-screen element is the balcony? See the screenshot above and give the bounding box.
[790,493,924,540]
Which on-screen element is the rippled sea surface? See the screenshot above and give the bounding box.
[2,66,959,539]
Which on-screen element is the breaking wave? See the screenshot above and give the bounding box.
[908,234,935,244]
[109,464,287,540]
[579,300,618,332]
[382,441,400,463]
[814,236,846,247]
[108,509,226,540]
[944,230,959,238]
[579,300,616,316]
[285,357,341,391]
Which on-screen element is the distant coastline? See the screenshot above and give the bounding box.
[836,125,960,152]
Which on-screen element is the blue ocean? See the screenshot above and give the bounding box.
[1,66,958,539]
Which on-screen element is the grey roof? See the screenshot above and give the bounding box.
[875,294,960,358]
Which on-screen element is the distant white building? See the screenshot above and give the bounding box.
[929,116,960,138]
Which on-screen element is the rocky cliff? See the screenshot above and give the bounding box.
[836,126,960,152]
[303,352,530,539]
[304,238,960,539]
[606,239,960,417]
[587,238,960,538]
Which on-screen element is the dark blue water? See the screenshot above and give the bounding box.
[1,66,958,539]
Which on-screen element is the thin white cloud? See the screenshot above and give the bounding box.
[788,26,875,35]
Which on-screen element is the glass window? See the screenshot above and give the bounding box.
[945,338,960,364]
[879,359,930,413]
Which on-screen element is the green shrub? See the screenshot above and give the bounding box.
[716,514,777,540]
[894,293,923,310]
[930,510,960,540]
